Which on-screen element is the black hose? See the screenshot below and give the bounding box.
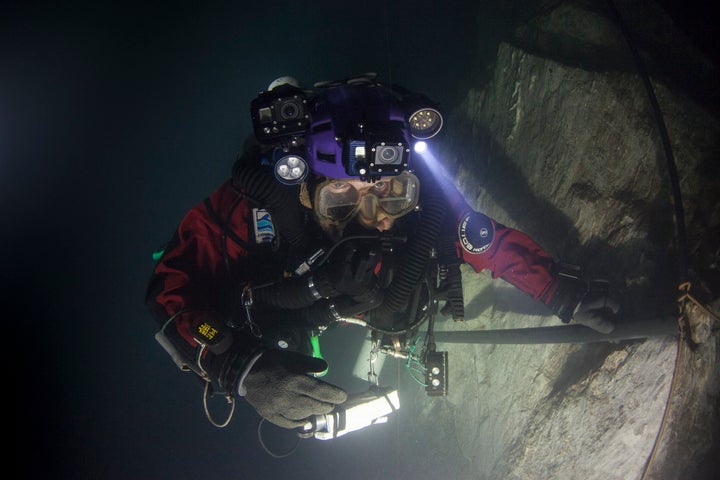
[433,317,679,345]
[252,276,319,309]
[253,233,402,309]
[254,295,383,331]
[606,0,688,282]
[252,301,336,330]
[371,169,446,318]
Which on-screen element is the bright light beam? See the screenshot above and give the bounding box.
[414,145,463,200]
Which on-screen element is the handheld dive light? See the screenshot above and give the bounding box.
[297,386,400,440]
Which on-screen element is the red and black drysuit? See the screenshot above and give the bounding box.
[145,160,582,397]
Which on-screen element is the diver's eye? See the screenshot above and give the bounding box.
[327,181,352,193]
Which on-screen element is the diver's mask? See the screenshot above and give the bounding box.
[314,171,420,225]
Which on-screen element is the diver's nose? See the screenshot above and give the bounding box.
[374,212,393,231]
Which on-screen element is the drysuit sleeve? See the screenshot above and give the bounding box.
[448,193,572,315]
[145,179,263,394]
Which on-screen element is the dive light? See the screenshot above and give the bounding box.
[297,387,400,440]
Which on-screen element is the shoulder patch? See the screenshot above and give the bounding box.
[458,212,494,254]
[252,208,275,244]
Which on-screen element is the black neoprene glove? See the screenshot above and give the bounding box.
[572,284,620,334]
[312,241,380,298]
[549,277,619,334]
[242,349,347,429]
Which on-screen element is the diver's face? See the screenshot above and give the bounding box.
[313,174,420,236]
[337,178,398,231]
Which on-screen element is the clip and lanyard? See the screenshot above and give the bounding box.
[241,284,262,338]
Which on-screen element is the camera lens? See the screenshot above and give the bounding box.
[381,148,397,161]
[376,146,400,164]
[279,101,300,120]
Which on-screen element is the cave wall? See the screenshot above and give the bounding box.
[404,1,719,478]
[440,0,719,310]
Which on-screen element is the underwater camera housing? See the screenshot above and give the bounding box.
[250,83,310,144]
[342,123,411,178]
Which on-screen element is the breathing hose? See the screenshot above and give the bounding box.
[370,163,447,321]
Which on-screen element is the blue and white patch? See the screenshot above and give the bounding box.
[252,208,275,244]
[458,212,494,254]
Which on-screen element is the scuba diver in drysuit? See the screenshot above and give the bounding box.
[145,74,619,432]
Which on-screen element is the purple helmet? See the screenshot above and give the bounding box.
[305,81,415,180]
[249,75,443,183]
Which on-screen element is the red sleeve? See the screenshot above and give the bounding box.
[449,194,559,305]
[147,179,252,347]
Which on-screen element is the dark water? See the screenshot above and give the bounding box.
[3,1,714,479]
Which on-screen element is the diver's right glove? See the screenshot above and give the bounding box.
[241,349,348,429]
[571,283,620,334]
[548,274,619,334]
[312,241,380,298]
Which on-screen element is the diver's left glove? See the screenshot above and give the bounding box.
[241,349,348,429]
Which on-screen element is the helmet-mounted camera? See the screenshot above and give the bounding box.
[250,83,310,144]
[341,123,410,179]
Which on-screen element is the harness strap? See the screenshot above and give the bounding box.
[204,198,252,250]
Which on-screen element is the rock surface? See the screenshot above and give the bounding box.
[390,1,719,479]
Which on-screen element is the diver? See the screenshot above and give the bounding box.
[145,74,620,432]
